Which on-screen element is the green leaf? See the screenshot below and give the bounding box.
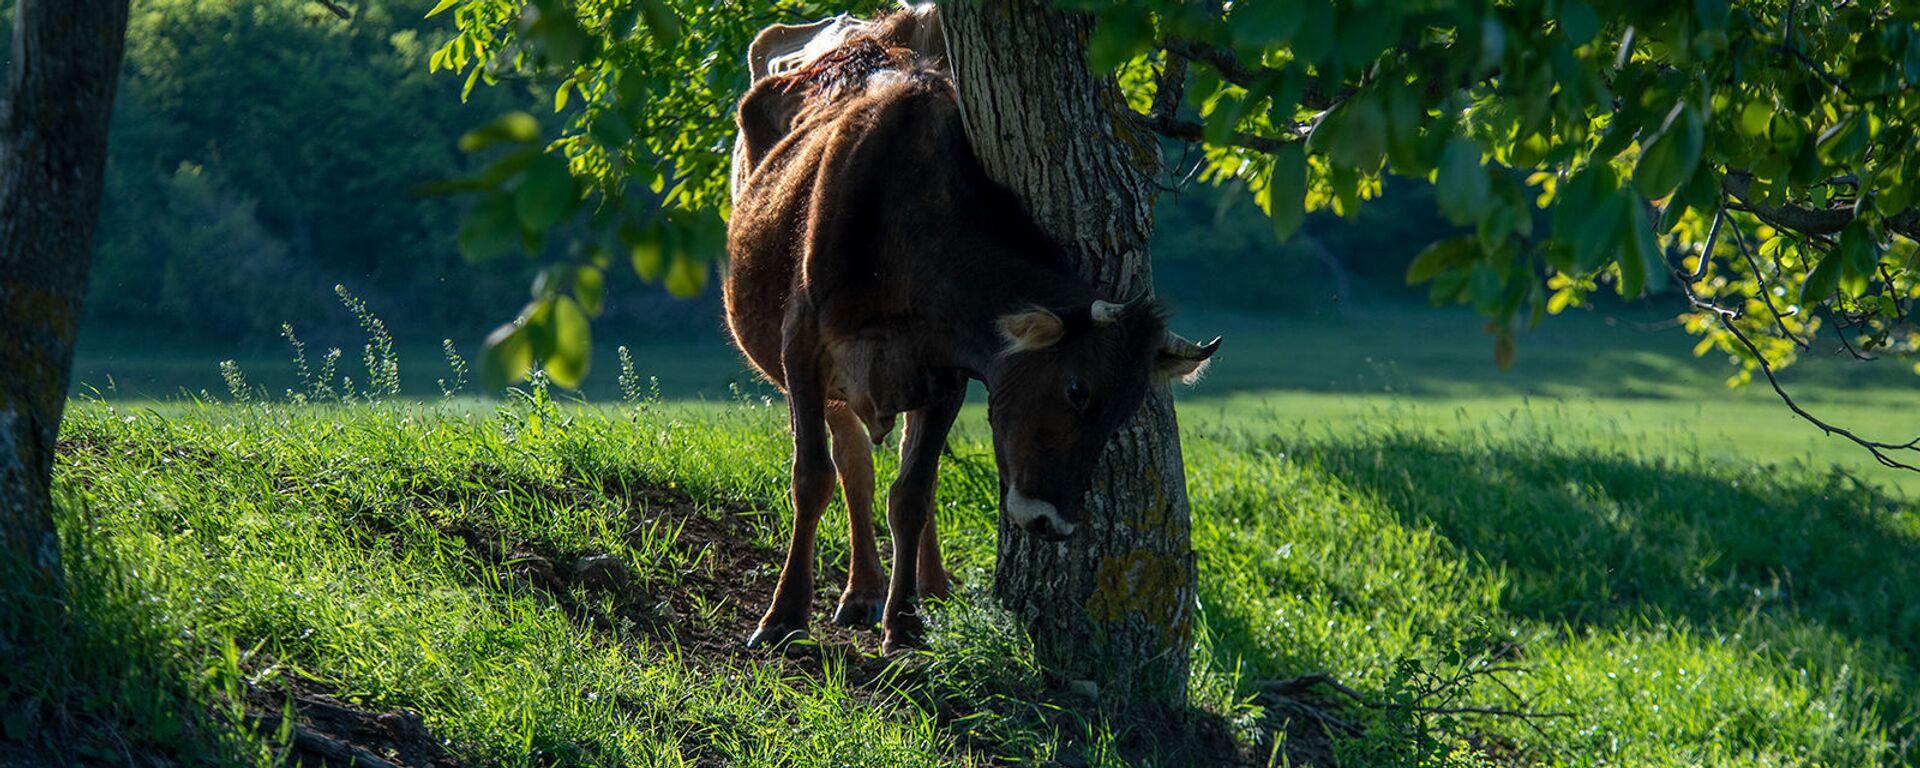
[524,298,556,361]
[588,112,635,151]
[1682,163,1720,216]
[1407,236,1477,284]
[1382,82,1425,173]
[1088,12,1150,72]
[1738,100,1772,137]
[1290,0,1335,67]
[1839,222,1879,279]
[640,0,682,48]
[1575,192,1625,272]
[574,265,605,316]
[1269,145,1308,242]
[458,193,522,262]
[1559,0,1601,46]
[459,112,541,153]
[426,0,461,18]
[628,224,669,281]
[515,154,578,232]
[1232,1,1304,47]
[1906,33,1920,82]
[1693,0,1729,30]
[1633,103,1704,200]
[544,296,592,389]
[664,253,707,298]
[1801,247,1842,306]
[1816,112,1868,165]
[481,321,532,389]
[1326,96,1387,170]
[1435,138,1490,225]
[1469,262,1503,314]
[532,11,590,65]
[1620,198,1668,297]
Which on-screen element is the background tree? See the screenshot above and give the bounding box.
[0,0,130,648]
[430,0,1920,711]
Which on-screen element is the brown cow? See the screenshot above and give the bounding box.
[726,10,1218,654]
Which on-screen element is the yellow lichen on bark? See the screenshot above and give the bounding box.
[1087,547,1189,637]
[1125,464,1171,531]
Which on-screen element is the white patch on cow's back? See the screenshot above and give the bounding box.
[768,16,866,77]
[864,69,910,93]
[1006,487,1073,536]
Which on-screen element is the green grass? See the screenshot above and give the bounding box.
[17,385,1916,766]
[28,302,1919,765]
[75,301,1920,493]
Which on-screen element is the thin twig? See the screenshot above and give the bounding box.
[1831,312,1876,361]
[1674,270,1920,471]
[1150,49,1187,124]
[1160,38,1350,111]
[1128,110,1300,153]
[1693,207,1724,281]
[1724,210,1811,350]
[313,0,351,20]
[248,714,401,768]
[1881,264,1909,323]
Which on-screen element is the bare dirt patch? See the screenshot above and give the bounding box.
[244,678,457,768]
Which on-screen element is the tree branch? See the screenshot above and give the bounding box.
[1160,38,1349,110]
[1722,206,1811,350]
[1128,109,1300,153]
[1672,267,1920,472]
[1150,50,1187,123]
[313,0,351,20]
[1722,172,1920,240]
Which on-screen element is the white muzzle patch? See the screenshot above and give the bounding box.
[1006,487,1074,537]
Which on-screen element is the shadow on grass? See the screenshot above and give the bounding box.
[1303,436,1918,665]
[0,495,258,766]
[1211,431,1920,755]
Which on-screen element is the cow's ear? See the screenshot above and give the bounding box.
[1155,332,1221,384]
[998,307,1065,353]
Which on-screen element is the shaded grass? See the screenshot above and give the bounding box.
[1183,414,1916,766]
[28,391,1920,766]
[45,401,959,766]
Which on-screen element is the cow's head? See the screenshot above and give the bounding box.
[986,295,1219,540]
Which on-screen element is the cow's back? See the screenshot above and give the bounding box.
[725,47,967,391]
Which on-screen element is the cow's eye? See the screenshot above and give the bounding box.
[1065,378,1090,410]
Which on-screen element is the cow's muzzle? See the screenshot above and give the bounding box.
[1006,487,1076,541]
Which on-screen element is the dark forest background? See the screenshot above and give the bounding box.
[6,0,1456,352]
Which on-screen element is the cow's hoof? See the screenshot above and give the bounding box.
[880,632,919,657]
[746,625,810,651]
[832,597,884,628]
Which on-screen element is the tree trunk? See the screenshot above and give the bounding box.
[0,0,130,618]
[943,1,1195,712]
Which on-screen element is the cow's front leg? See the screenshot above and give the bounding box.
[748,334,835,650]
[826,402,887,628]
[880,390,964,655]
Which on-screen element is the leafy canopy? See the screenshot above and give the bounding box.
[430,0,1920,399]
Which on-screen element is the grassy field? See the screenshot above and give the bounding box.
[18,303,1916,765]
[73,301,1920,494]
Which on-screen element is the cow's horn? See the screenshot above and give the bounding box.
[1163,332,1222,360]
[1091,293,1149,325]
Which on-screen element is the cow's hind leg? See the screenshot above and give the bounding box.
[826,402,886,628]
[917,498,949,601]
[880,390,964,655]
[747,329,836,650]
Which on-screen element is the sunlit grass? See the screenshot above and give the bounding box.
[31,389,1918,766]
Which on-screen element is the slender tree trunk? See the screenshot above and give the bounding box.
[0,0,130,621]
[943,1,1195,712]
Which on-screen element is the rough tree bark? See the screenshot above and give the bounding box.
[943,1,1196,712]
[0,0,131,621]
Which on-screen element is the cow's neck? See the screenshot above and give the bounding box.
[939,253,1099,378]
